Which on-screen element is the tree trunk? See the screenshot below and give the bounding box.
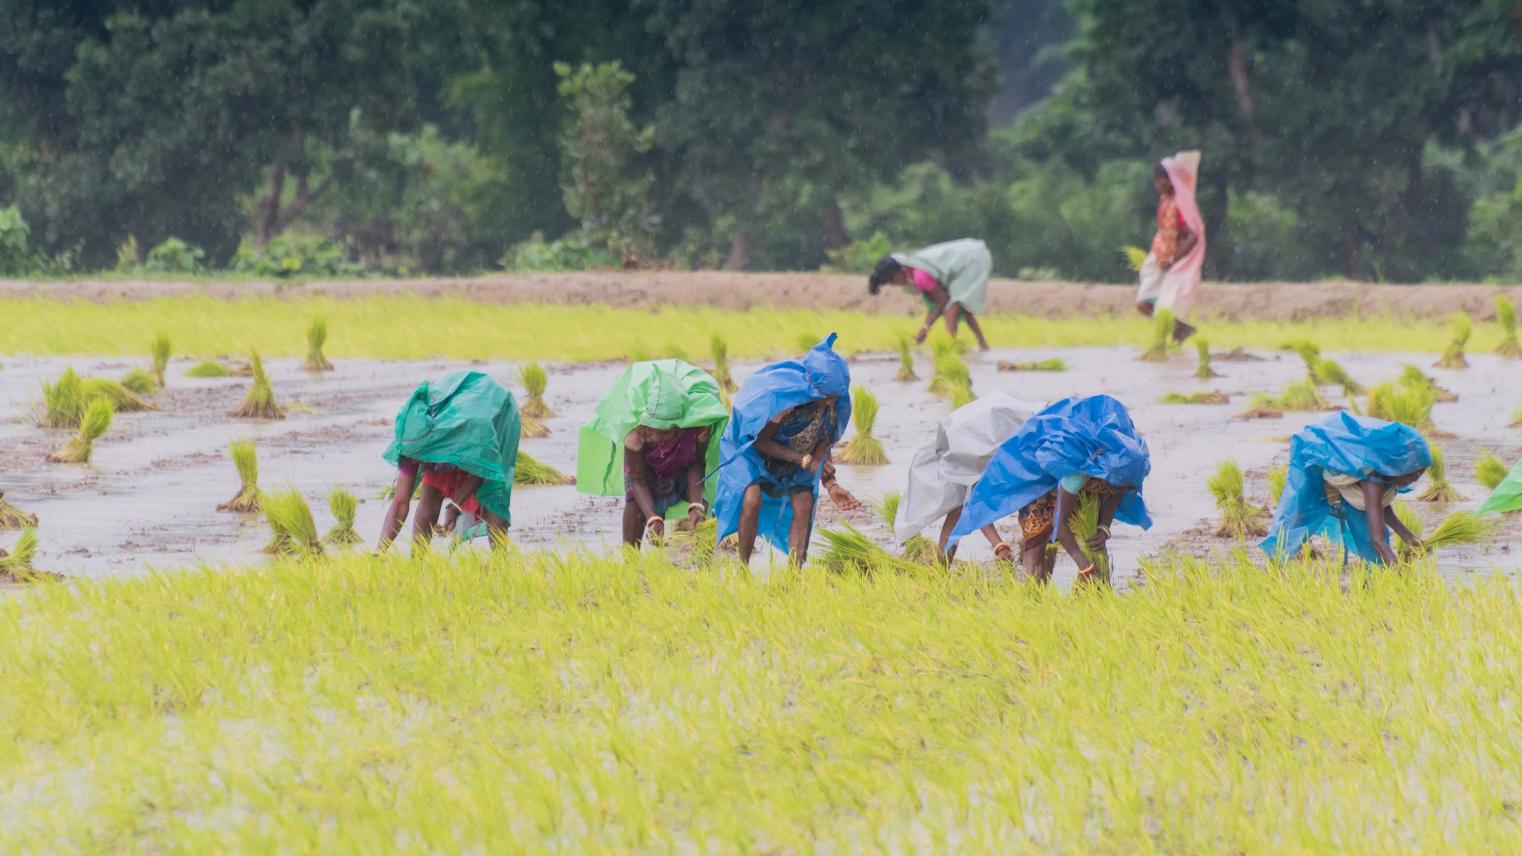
[724,231,752,271]
[821,197,849,251]
[1201,180,1229,280]
[255,166,287,247]
[1220,7,1262,147]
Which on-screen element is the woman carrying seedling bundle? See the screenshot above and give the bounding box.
[716,334,860,567]
[949,395,1152,585]
[1135,152,1206,344]
[868,239,993,350]
[577,359,729,549]
[1262,412,1430,567]
[895,393,1043,561]
[377,370,520,551]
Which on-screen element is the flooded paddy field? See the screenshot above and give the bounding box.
[1,346,1518,584]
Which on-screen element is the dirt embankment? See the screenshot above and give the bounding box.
[4,273,1521,322]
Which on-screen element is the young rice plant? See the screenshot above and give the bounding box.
[0,490,38,529]
[47,397,113,464]
[1496,293,1520,358]
[1418,443,1464,503]
[1208,459,1268,538]
[515,450,572,486]
[229,352,286,420]
[519,362,554,419]
[894,335,918,382]
[152,332,171,387]
[1435,313,1471,369]
[262,490,323,558]
[217,440,263,512]
[325,487,361,546]
[304,317,334,372]
[1137,308,1174,362]
[836,386,888,465]
[1476,450,1509,491]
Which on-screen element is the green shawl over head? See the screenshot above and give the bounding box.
[382,370,521,524]
[576,359,730,513]
[892,238,993,315]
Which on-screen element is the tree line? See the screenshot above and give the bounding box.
[2,0,1522,283]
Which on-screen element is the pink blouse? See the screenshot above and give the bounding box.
[909,267,939,294]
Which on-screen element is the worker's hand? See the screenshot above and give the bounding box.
[992,542,1014,563]
[645,516,665,544]
[914,326,929,345]
[826,482,860,511]
[1401,540,1428,563]
[685,503,707,530]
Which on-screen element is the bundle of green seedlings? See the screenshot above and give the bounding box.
[186,359,238,378]
[229,352,286,419]
[710,334,737,392]
[949,379,976,408]
[1313,357,1362,397]
[837,386,888,465]
[262,490,323,557]
[0,527,60,583]
[1289,339,1321,377]
[1161,391,1229,405]
[1120,245,1148,271]
[1208,459,1268,538]
[151,333,171,387]
[380,479,423,502]
[324,487,362,546]
[40,369,152,429]
[1236,393,1284,420]
[1400,364,1456,402]
[815,523,918,576]
[47,398,113,464]
[927,348,971,399]
[518,362,552,437]
[82,377,156,413]
[996,358,1066,372]
[1366,381,1437,433]
[1496,294,1521,358]
[1194,339,1219,379]
[1435,313,1471,369]
[515,450,573,486]
[1136,308,1175,362]
[1065,492,1109,584]
[304,317,334,372]
[121,334,173,394]
[1267,464,1288,508]
[877,492,941,564]
[119,369,158,395]
[0,489,38,529]
[1396,502,1495,552]
[217,440,263,512]
[1418,443,1464,502]
[894,335,918,382]
[1476,450,1510,491]
[1267,378,1332,413]
[664,513,719,565]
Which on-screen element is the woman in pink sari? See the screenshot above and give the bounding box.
[1135,151,1205,343]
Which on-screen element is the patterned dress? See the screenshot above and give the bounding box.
[1018,478,1128,549]
[758,398,835,495]
[625,426,709,516]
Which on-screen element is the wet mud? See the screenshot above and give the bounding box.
[1,347,1518,585]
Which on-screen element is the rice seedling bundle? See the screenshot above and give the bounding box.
[710,334,737,392]
[519,361,554,419]
[47,398,113,464]
[1267,465,1288,508]
[185,360,234,378]
[380,478,423,502]
[119,369,158,395]
[1161,391,1228,405]
[927,350,970,398]
[816,524,913,575]
[1496,294,1520,358]
[1120,245,1148,271]
[262,490,323,558]
[217,440,262,512]
[1394,500,1424,540]
[1399,364,1456,402]
[949,381,976,409]
[1271,378,1332,412]
[0,490,38,529]
[1435,313,1471,369]
[520,415,550,438]
[40,368,86,428]
[1208,459,1268,538]
[1237,393,1283,420]
[1137,308,1174,362]
[1417,443,1464,503]
[515,450,573,486]
[1065,492,1109,583]
[996,358,1066,372]
[229,352,286,420]
[1366,381,1435,432]
[1289,339,1321,378]
[0,527,59,583]
[1194,339,1219,379]
[80,377,156,413]
[151,332,171,387]
[324,487,362,546]
[303,317,333,372]
[1476,450,1509,491]
[1313,357,1362,395]
[877,493,940,564]
[1424,511,1494,550]
[894,335,918,382]
[837,386,888,465]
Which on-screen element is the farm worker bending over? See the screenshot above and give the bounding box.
[1262,412,1431,567]
[716,334,860,567]
[576,359,730,549]
[377,370,520,551]
[894,393,1042,563]
[1136,151,1206,343]
[948,395,1152,586]
[869,238,993,351]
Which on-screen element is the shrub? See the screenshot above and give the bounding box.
[141,237,205,274]
[232,233,361,278]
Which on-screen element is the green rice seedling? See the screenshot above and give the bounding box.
[1161,391,1228,405]
[229,352,285,420]
[151,332,171,387]
[0,527,59,583]
[217,440,262,512]
[1137,308,1174,362]
[710,334,737,392]
[1512,399,1522,428]
[519,361,554,419]
[1476,450,1509,491]
[80,377,156,412]
[927,350,970,398]
[877,493,940,564]
[996,358,1067,372]
[185,360,234,378]
[263,490,323,557]
[1497,294,1521,358]
[1435,313,1471,369]
[815,524,910,575]
[894,335,918,382]
[1288,339,1321,378]
[1237,393,1283,420]
[379,477,422,502]
[1424,511,1494,550]
[1065,491,1109,583]
[1267,464,1288,508]
[303,317,333,372]
[1314,357,1363,395]
[0,490,38,529]
[1208,460,1268,538]
[1194,339,1219,379]
[1418,443,1463,502]
[1271,378,1332,412]
[520,415,550,438]
[1394,500,1424,540]
[39,368,86,428]
[515,450,572,486]
[837,386,888,465]
[48,398,113,464]
[324,487,361,546]
[949,381,976,409]
[1367,381,1435,432]
[1399,364,1457,402]
[1120,245,1148,271]
[119,369,158,395]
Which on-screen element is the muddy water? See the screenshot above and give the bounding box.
[1,348,1518,585]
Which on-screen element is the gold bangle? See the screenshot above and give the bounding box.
[801,453,813,470]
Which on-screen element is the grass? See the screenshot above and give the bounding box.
[229,352,285,420]
[836,386,888,465]
[1194,338,1218,379]
[262,490,323,558]
[1161,391,1228,405]
[515,450,572,486]
[10,551,1522,848]
[0,490,38,529]
[185,360,235,378]
[519,361,554,419]
[1477,450,1510,491]
[2,296,1511,361]
[894,335,918,382]
[1207,459,1268,538]
[1136,308,1174,362]
[151,332,171,387]
[1418,444,1464,503]
[877,492,940,564]
[1435,313,1471,369]
[710,334,737,392]
[47,397,113,464]
[303,317,333,372]
[325,487,361,546]
[997,358,1066,372]
[814,523,913,575]
[1498,294,1521,358]
[217,440,262,512]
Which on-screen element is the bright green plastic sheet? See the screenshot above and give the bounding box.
[576,359,729,515]
[382,371,521,524]
[1478,457,1522,515]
